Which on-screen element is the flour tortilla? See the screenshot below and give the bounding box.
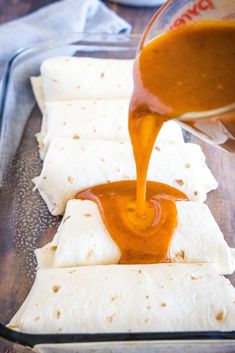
[33,139,218,215]
[37,99,184,158]
[8,263,235,333]
[31,76,45,112]
[36,199,121,269]
[35,199,235,275]
[39,57,133,103]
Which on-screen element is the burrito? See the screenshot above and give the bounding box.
[34,138,218,215]
[37,99,184,158]
[35,199,235,274]
[39,57,133,103]
[8,263,235,333]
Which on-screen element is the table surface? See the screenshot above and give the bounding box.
[0,0,234,351]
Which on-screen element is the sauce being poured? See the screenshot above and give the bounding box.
[129,19,235,214]
[76,181,187,264]
[77,19,235,263]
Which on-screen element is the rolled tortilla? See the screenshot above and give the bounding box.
[35,199,235,275]
[37,99,184,158]
[33,139,218,215]
[35,199,121,269]
[8,263,235,333]
[40,57,133,103]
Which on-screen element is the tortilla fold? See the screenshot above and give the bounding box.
[33,139,218,215]
[31,76,45,112]
[37,99,184,158]
[40,57,133,103]
[35,199,235,275]
[8,263,235,333]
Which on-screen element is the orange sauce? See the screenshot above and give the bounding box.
[76,181,187,264]
[77,19,235,263]
[129,19,235,215]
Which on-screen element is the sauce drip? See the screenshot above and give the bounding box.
[129,19,235,214]
[76,181,187,264]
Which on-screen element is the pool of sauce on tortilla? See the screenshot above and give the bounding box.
[77,19,235,264]
[76,181,187,264]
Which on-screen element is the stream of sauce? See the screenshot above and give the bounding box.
[129,19,235,216]
[77,19,235,263]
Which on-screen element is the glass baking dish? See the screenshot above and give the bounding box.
[0,33,234,353]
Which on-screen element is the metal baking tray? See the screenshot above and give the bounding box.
[0,33,234,353]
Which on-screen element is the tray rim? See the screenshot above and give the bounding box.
[1,324,235,347]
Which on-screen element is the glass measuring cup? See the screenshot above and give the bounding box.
[138,0,235,152]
